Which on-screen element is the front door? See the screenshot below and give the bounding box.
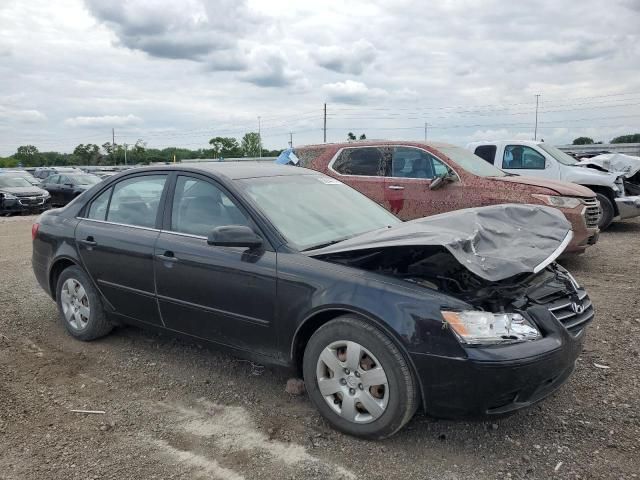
[384,146,465,219]
[75,173,169,325]
[500,144,557,179]
[154,174,277,356]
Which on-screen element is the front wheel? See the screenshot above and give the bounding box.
[596,193,614,230]
[303,315,419,439]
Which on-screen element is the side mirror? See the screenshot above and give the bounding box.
[429,175,446,190]
[207,225,263,249]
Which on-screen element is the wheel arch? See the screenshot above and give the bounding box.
[48,256,79,301]
[290,307,428,412]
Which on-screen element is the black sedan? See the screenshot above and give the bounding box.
[40,173,102,206]
[0,175,51,215]
[32,163,593,438]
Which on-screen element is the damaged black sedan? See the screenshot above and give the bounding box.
[32,163,593,439]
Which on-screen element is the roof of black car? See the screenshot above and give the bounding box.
[130,161,316,180]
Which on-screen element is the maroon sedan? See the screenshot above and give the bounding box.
[292,141,600,254]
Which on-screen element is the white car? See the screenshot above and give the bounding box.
[467,140,640,229]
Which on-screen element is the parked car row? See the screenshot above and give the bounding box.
[34,156,596,439]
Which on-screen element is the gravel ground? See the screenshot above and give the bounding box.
[0,214,638,480]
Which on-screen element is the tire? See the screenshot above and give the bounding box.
[596,192,614,230]
[55,265,113,341]
[303,315,419,439]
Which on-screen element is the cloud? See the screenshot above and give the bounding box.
[64,114,142,127]
[313,40,377,74]
[0,106,47,124]
[539,38,617,64]
[322,80,388,104]
[240,47,306,88]
[83,0,259,70]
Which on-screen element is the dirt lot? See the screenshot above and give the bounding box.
[0,215,638,480]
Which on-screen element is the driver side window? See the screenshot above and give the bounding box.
[390,147,448,180]
[170,176,249,237]
[503,145,546,170]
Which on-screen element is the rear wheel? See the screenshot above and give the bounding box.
[596,192,614,230]
[303,315,419,439]
[56,266,113,341]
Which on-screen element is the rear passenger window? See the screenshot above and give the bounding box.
[106,175,167,228]
[332,147,386,176]
[170,176,249,237]
[87,188,112,221]
[474,145,497,164]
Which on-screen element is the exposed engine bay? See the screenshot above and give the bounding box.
[317,245,579,312]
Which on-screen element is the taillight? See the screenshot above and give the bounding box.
[32,223,39,241]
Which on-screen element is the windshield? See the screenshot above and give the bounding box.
[0,176,33,188]
[68,174,101,185]
[538,143,578,166]
[436,145,506,177]
[240,174,401,251]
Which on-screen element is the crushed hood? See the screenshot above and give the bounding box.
[308,204,572,282]
[577,153,640,179]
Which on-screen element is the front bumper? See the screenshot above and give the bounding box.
[561,205,599,253]
[410,306,587,418]
[615,195,640,220]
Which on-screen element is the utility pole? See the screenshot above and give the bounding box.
[112,128,115,165]
[424,122,429,141]
[534,94,541,141]
[323,103,327,143]
[289,132,293,148]
[258,116,262,159]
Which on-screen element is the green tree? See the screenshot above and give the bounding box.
[347,132,356,140]
[129,139,147,164]
[209,136,242,158]
[241,132,261,157]
[14,145,41,166]
[359,133,367,140]
[611,133,640,144]
[73,144,101,165]
[572,137,594,145]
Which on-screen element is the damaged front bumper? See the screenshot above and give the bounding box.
[411,301,592,418]
[615,195,640,220]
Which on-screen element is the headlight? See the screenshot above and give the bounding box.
[1,193,17,200]
[442,311,540,345]
[532,194,582,209]
[42,191,50,198]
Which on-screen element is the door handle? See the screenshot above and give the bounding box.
[156,252,178,263]
[79,237,97,247]
[387,185,405,190]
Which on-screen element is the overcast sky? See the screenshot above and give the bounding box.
[1,0,639,155]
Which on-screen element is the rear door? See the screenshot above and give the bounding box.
[384,146,466,218]
[329,146,389,207]
[153,173,278,355]
[75,173,169,325]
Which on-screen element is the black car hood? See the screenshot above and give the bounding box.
[307,204,572,282]
[0,186,47,196]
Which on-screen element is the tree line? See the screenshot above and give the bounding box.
[572,133,640,145]
[0,132,282,168]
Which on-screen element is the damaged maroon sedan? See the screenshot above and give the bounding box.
[32,163,593,439]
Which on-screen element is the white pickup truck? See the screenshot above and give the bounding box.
[467,140,640,229]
